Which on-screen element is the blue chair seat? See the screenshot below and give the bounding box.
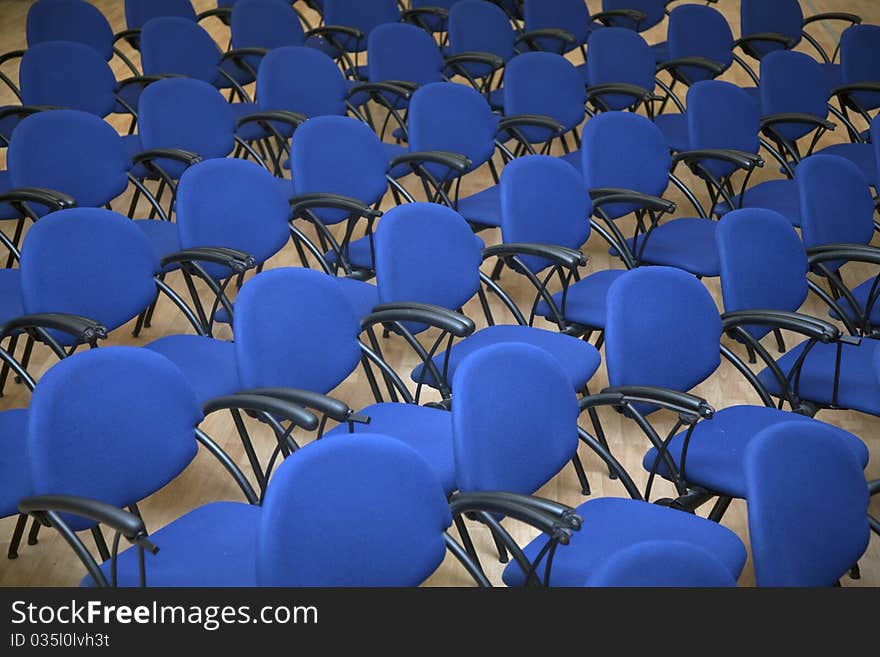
[757,337,880,415]
[560,149,583,173]
[216,59,256,91]
[829,275,880,325]
[714,179,800,226]
[651,41,669,64]
[456,185,502,228]
[0,268,23,325]
[411,324,602,391]
[0,170,21,221]
[621,217,720,277]
[812,142,876,187]
[502,497,746,587]
[642,404,869,498]
[654,113,689,152]
[325,403,456,494]
[144,335,239,403]
[535,269,626,330]
[133,219,181,269]
[0,409,30,518]
[82,502,260,587]
[325,234,379,272]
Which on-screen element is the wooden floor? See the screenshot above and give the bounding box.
[0,0,879,587]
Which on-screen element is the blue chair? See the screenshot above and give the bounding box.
[228,0,308,79]
[834,25,880,141]
[449,341,746,587]
[584,540,738,587]
[17,346,318,587]
[404,0,459,37]
[745,421,870,587]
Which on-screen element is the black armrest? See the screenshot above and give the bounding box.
[733,32,798,51]
[290,193,382,218]
[196,7,232,22]
[803,12,861,27]
[483,243,586,269]
[236,110,307,131]
[592,9,647,26]
[582,385,715,420]
[0,49,26,67]
[586,83,659,104]
[0,313,107,343]
[401,7,449,22]
[159,247,256,273]
[497,113,566,135]
[0,187,76,212]
[19,495,148,543]
[721,309,840,343]
[390,150,472,174]
[305,24,365,47]
[761,112,835,132]
[514,28,577,50]
[362,303,476,338]
[131,148,202,168]
[347,81,416,102]
[590,188,676,214]
[112,28,141,46]
[444,52,505,72]
[220,47,270,65]
[115,74,178,93]
[0,104,60,124]
[203,393,320,431]
[240,388,370,425]
[807,243,880,268]
[672,148,764,171]
[656,57,726,77]
[449,491,580,541]
[831,82,880,98]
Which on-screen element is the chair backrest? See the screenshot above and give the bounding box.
[581,111,671,219]
[257,46,347,120]
[840,24,880,112]
[19,208,159,337]
[29,346,201,532]
[874,115,880,189]
[257,433,452,586]
[126,0,197,29]
[500,155,591,274]
[367,23,444,87]
[374,202,483,317]
[523,0,590,48]
[140,17,221,83]
[686,80,760,180]
[745,421,870,587]
[231,0,306,72]
[760,50,830,143]
[8,109,130,208]
[601,0,666,32]
[503,52,586,143]
[290,115,390,224]
[322,0,401,52]
[452,343,579,494]
[175,159,291,278]
[20,41,118,118]
[740,0,803,58]
[137,77,236,178]
[448,0,514,72]
[408,82,499,178]
[586,27,656,111]
[797,154,875,252]
[585,540,738,587]
[234,267,363,393]
[666,4,733,84]
[716,208,809,341]
[27,0,115,60]
[605,266,722,397]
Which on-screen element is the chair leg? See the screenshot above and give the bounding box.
[0,333,19,396]
[14,335,34,384]
[707,496,732,523]
[869,513,880,536]
[7,514,28,559]
[489,259,504,281]
[27,517,41,546]
[585,401,616,480]
[453,514,478,563]
[746,343,757,364]
[570,454,591,496]
[489,525,509,564]
[773,328,786,353]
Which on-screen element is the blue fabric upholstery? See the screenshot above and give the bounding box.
[175,159,290,279]
[234,268,363,393]
[140,17,231,88]
[320,0,401,53]
[452,343,579,494]
[840,25,880,111]
[0,269,23,326]
[503,53,586,143]
[624,218,720,277]
[28,347,202,532]
[666,5,733,84]
[452,183,502,228]
[368,23,443,94]
[448,1,514,80]
[713,179,801,227]
[9,110,130,209]
[0,409,30,519]
[125,0,197,29]
[138,78,236,179]
[290,116,389,225]
[20,41,118,118]
[0,170,20,220]
[585,540,738,587]
[535,269,626,330]
[132,219,181,266]
[257,434,452,586]
[333,277,379,320]
[642,405,869,498]
[144,335,239,403]
[653,114,689,152]
[760,51,831,143]
[503,497,746,587]
[602,0,666,31]
[231,0,305,74]
[745,422,870,587]
[27,0,115,60]
[523,0,591,51]
[812,142,876,187]
[586,28,656,111]
[500,155,591,274]
[83,502,261,587]
[19,209,159,341]
[606,267,721,396]
[740,0,803,59]
[325,403,456,494]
